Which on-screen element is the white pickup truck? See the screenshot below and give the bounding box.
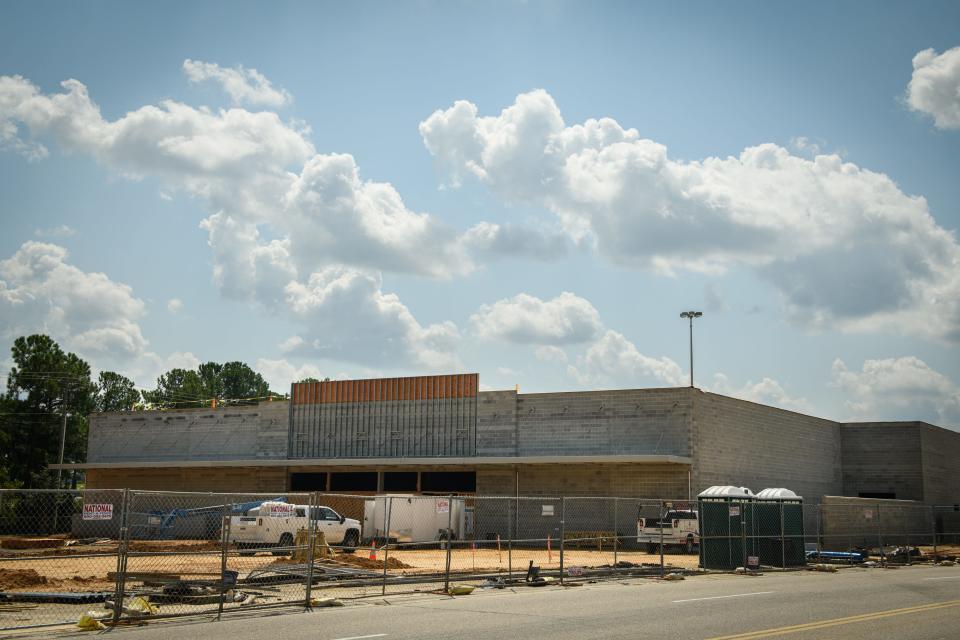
[229,501,361,555]
[636,508,699,554]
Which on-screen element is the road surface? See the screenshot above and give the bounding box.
[32,564,960,639]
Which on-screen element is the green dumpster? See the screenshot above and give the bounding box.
[698,486,756,570]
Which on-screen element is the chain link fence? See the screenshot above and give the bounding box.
[2,490,958,630]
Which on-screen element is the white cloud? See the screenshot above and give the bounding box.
[471,292,602,344]
[284,266,461,370]
[0,241,148,359]
[255,358,325,390]
[166,298,183,313]
[0,71,477,370]
[33,224,76,238]
[278,335,304,352]
[421,90,960,342]
[567,329,685,388]
[710,373,814,414]
[183,59,291,108]
[496,366,522,377]
[534,345,568,364]
[907,47,960,130]
[459,221,568,261]
[832,357,960,427]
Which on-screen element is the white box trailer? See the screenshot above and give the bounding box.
[363,494,466,543]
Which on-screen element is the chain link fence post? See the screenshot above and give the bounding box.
[304,492,318,609]
[507,497,513,582]
[112,488,131,626]
[444,494,453,593]
[659,501,665,578]
[381,496,393,596]
[878,504,886,565]
[932,505,938,563]
[217,499,232,621]
[559,497,565,585]
[613,498,619,570]
[780,501,786,570]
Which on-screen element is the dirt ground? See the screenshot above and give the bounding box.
[2,539,955,594]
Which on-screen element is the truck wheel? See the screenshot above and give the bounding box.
[342,530,359,553]
[685,536,695,555]
[273,532,294,556]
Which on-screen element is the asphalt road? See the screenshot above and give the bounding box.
[42,565,960,639]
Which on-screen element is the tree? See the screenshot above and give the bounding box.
[96,371,141,412]
[1,335,96,488]
[142,361,277,408]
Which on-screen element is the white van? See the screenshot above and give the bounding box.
[229,501,361,555]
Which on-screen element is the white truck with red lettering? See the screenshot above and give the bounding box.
[636,508,699,554]
[229,501,361,555]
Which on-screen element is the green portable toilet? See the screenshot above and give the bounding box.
[698,486,756,570]
[755,488,805,567]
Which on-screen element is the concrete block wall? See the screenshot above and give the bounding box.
[840,423,924,501]
[87,402,289,463]
[476,391,518,456]
[819,496,931,551]
[513,388,692,457]
[919,424,960,505]
[693,391,843,500]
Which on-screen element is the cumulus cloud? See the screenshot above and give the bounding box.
[0,241,148,359]
[0,70,485,370]
[907,47,960,130]
[166,298,183,313]
[459,221,568,261]
[471,292,602,344]
[832,357,960,427]
[710,373,814,414]
[284,267,460,370]
[254,358,325,390]
[534,345,568,364]
[567,330,685,388]
[421,90,960,342]
[183,59,291,108]
[34,224,76,238]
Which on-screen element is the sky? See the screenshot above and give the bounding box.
[1,1,959,428]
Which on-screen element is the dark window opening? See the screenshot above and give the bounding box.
[384,472,418,491]
[330,472,378,491]
[420,471,476,493]
[858,492,896,499]
[289,472,328,491]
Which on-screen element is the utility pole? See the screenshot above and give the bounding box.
[680,311,703,388]
[56,385,69,490]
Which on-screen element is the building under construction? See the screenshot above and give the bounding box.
[57,373,960,505]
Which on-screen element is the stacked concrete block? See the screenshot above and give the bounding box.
[840,423,924,501]
[692,391,843,500]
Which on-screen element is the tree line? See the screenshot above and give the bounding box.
[1,334,288,489]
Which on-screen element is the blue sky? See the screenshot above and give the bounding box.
[1,1,959,428]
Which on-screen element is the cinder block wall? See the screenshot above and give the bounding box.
[513,388,692,457]
[476,391,518,456]
[919,424,960,505]
[87,401,289,463]
[693,391,842,500]
[840,423,924,501]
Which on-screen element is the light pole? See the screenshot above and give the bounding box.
[680,311,703,388]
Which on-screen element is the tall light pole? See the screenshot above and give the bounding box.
[680,311,703,388]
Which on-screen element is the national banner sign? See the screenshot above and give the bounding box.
[82,503,113,521]
[267,503,295,517]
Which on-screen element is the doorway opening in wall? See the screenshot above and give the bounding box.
[420,471,476,493]
[289,472,328,491]
[384,472,418,492]
[330,472,378,491]
[859,492,896,499]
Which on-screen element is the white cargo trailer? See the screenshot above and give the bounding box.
[363,494,466,543]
